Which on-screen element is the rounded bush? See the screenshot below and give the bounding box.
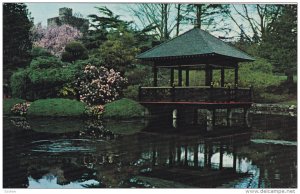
[61,41,88,62]
[103,98,146,119]
[27,98,86,117]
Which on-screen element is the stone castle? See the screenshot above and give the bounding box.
[47,7,89,33]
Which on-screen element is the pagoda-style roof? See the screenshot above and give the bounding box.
[137,28,255,63]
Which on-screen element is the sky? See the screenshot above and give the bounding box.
[26,3,136,26]
[26,2,235,38]
[25,2,256,39]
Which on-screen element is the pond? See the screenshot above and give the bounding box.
[3,112,297,188]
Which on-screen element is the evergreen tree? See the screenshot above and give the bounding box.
[3,3,33,85]
[259,5,297,83]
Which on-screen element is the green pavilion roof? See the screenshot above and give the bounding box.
[137,28,255,62]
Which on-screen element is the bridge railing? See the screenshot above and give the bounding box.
[138,86,253,102]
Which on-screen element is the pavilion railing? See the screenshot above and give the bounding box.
[138,86,253,102]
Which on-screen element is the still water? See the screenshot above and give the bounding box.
[3,112,297,188]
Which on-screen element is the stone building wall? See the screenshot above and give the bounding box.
[47,7,89,33]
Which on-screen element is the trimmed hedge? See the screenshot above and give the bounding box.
[27,98,86,117]
[103,98,146,119]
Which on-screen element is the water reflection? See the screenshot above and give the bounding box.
[3,113,297,188]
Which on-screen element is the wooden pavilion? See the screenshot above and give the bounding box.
[137,28,254,109]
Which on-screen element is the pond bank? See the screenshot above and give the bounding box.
[249,103,296,116]
[4,97,296,119]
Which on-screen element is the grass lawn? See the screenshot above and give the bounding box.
[27,98,86,117]
[103,98,146,119]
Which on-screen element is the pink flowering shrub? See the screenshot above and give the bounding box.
[78,65,127,105]
[11,102,31,116]
[32,24,82,57]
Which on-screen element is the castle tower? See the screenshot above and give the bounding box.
[59,7,72,19]
[47,7,89,33]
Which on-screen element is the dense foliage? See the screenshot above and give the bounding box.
[96,31,139,72]
[61,41,89,62]
[3,3,33,85]
[258,5,297,83]
[10,56,77,100]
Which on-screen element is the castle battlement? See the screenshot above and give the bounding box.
[47,7,89,33]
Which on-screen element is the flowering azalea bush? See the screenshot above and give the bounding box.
[11,102,31,116]
[32,24,82,57]
[77,65,127,105]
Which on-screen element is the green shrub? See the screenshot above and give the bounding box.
[123,85,139,100]
[29,56,64,69]
[11,56,78,100]
[10,69,30,99]
[125,65,151,85]
[256,93,291,103]
[3,98,26,115]
[61,41,88,62]
[98,32,139,72]
[27,98,86,117]
[31,47,52,58]
[103,98,146,119]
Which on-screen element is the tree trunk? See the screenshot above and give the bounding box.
[160,4,164,41]
[176,4,181,36]
[163,4,168,40]
[196,4,202,28]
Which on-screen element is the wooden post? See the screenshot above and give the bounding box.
[184,145,188,166]
[209,84,213,102]
[243,108,248,126]
[170,68,174,86]
[178,67,182,86]
[152,147,156,166]
[204,143,208,168]
[221,68,225,87]
[205,65,210,86]
[177,146,181,165]
[169,146,173,167]
[233,146,237,171]
[194,144,198,167]
[219,143,223,170]
[208,143,212,169]
[249,85,253,101]
[153,65,158,87]
[193,109,198,125]
[227,108,231,127]
[210,67,213,85]
[186,69,190,86]
[234,64,238,87]
[138,85,142,101]
[171,85,175,101]
[212,109,216,127]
